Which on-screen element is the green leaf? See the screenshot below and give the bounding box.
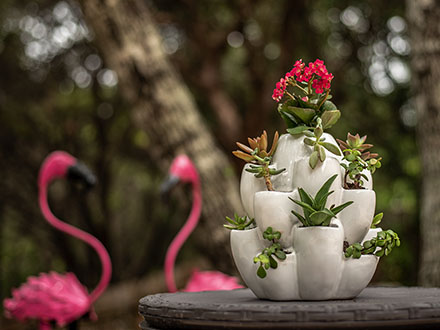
[278,110,299,129]
[314,125,323,140]
[309,150,319,169]
[314,174,338,207]
[269,255,278,269]
[287,125,310,135]
[330,200,354,215]
[321,100,337,111]
[321,142,341,156]
[363,247,376,255]
[353,249,361,259]
[345,246,353,257]
[363,240,373,249]
[298,187,315,206]
[292,199,316,214]
[318,145,326,162]
[245,167,263,174]
[269,168,286,175]
[304,138,315,146]
[259,254,270,264]
[291,209,307,226]
[286,106,316,124]
[321,110,341,129]
[314,191,334,210]
[275,250,286,260]
[309,210,333,226]
[375,249,385,257]
[257,265,267,278]
[372,213,383,228]
[353,243,363,250]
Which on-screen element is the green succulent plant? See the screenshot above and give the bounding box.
[345,229,400,258]
[337,133,382,189]
[253,227,287,278]
[289,174,353,226]
[224,213,255,230]
[233,130,285,191]
[286,117,341,169]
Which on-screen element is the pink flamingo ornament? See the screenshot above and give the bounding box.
[161,155,243,292]
[3,151,112,330]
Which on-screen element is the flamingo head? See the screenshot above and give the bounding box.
[160,155,199,195]
[38,151,96,189]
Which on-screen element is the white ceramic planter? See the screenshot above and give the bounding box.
[292,157,343,208]
[337,255,379,299]
[253,190,299,248]
[362,227,382,243]
[230,228,268,298]
[339,189,376,244]
[240,164,267,218]
[293,223,344,300]
[231,133,380,300]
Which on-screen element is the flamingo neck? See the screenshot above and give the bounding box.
[39,184,112,304]
[164,180,202,293]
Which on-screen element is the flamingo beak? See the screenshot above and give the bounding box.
[67,162,97,189]
[160,175,180,201]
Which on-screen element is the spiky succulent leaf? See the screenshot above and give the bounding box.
[330,200,354,215]
[314,174,338,208]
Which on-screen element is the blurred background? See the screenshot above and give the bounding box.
[0,0,427,328]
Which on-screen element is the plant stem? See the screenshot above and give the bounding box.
[344,171,349,189]
[317,90,329,109]
[285,90,295,101]
[293,82,309,96]
[263,164,274,191]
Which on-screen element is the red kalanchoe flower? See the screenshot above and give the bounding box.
[272,77,288,101]
[272,58,334,101]
[288,59,305,79]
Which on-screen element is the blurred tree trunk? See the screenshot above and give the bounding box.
[407,0,440,286]
[78,0,243,271]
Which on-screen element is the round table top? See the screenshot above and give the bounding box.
[138,287,440,329]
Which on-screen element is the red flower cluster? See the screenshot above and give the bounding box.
[272,59,334,101]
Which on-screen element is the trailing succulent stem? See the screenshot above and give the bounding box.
[233,130,285,191]
[253,227,287,278]
[345,229,400,258]
[337,133,382,189]
[224,213,255,230]
[289,174,353,226]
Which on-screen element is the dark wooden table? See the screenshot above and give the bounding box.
[138,287,440,329]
